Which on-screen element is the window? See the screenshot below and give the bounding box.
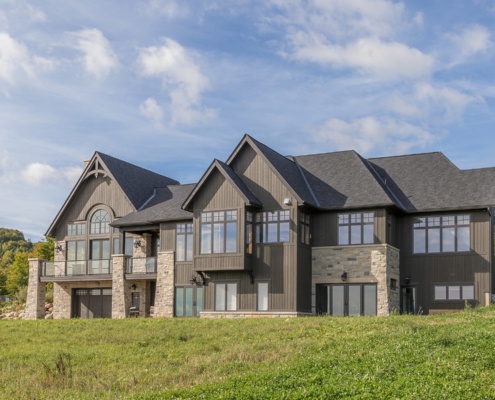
[113,236,133,256]
[215,283,237,311]
[413,215,470,254]
[176,223,193,261]
[66,240,86,275]
[67,223,86,236]
[246,212,253,254]
[338,212,374,245]
[90,209,110,235]
[316,283,377,316]
[434,285,474,300]
[255,210,290,243]
[258,282,269,311]
[200,211,237,254]
[300,212,310,245]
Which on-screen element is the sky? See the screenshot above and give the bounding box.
[1,0,495,241]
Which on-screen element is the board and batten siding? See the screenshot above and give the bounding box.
[56,176,135,240]
[399,209,491,313]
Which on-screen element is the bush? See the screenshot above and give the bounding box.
[14,285,28,304]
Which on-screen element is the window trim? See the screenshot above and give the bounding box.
[413,214,470,254]
[200,210,238,255]
[257,281,269,311]
[215,282,238,311]
[433,284,475,301]
[255,210,291,244]
[176,223,193,262]
[338,212,374,245]
[299,212,310,245]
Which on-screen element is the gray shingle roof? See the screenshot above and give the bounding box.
[369,153,495,211]
[98,152,179,210]
[294,151,395,209]
[112,184,194,227]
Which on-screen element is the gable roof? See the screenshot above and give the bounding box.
[227,135,319,207]
[182,159,262,211]
[46,152,179,236]
[112,184,195,227]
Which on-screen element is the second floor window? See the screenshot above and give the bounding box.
[67,223,86,236]
[200,210,237,254]
[338,212,374,245]
[413,215,470,253]
[176,223,193,261]
[255,210,290,243]
[90,209,110,235]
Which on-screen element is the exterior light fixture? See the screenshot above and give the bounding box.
[283,198,292,206]
[405,275,411,285]
[341,272,347,282]
[131,284,137,290]
[134,239,142,249]
[190,275,198,285]
[55,244,63,253]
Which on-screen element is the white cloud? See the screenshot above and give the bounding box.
[0,32,55,85]
[313,116,436,155]
[147,0,188,18]
[70,28,119,79]
[139,97,165,125]
[21,163,82,187]
[137,37,214,125]
[269,0,434,80]
[448,24,492,60]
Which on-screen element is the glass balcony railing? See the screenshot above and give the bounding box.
[126,257,157,274]
[41,260,112,277]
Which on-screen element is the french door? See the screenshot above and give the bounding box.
[175,286,203,317]
[316,284,377,316]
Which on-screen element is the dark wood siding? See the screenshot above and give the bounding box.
[399,209,490,313]
[296,243,312,312]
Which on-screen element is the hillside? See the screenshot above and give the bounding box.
[1,306,495,399]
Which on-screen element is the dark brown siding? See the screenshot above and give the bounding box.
[296,243,312,312]
[175,263,194,285]
[399,209,490,313]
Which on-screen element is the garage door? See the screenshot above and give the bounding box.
[73,288,112,318]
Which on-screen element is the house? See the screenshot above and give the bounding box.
[25,134,495,319]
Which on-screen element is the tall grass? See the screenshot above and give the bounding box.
[1,307,495,399]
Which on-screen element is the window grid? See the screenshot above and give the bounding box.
[90,209,110,235]
[67,223,86,236]
[413,215,470,254]
[434,284,475,301]
[338,212,374,245]
[176,223,193,261]
[255,210,290,243]
[200,210,237,254]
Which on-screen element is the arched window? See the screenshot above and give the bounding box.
[90,209,110,234]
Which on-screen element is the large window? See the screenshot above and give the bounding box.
[300,212,310,245]
[200,211,237,254]
[90,209,110,235]
[215,283,237,311]
[338,212,374,245]
[113,236,133,256]
[246,212,253,254]
[255,210,290,243]
[413,215,470,253]
[316,283,377,316]
[258,282,269,311]
[434,285,474,301]
[176,223,193,261]
[66,240,86,275]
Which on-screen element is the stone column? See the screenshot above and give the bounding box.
[112,254,131,318]
[53,283,71,319]
[153,250,175,318]
[25,258,46,320]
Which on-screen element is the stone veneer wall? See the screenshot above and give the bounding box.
[153,250,174,317]
[25,258,46,320]
[112,254,131,318]
[312,244,400,316]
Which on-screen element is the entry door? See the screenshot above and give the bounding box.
[175,286,203,317]
[316,284,377,316]
[73,288,112,318]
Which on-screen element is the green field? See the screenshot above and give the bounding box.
[1,306,495,399]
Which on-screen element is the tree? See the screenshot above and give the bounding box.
[6,251,29,295]
[32,237,55,262]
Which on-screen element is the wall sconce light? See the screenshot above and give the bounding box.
[131,284,137,290]
[190,275,198,285]
[341,272,347,282]
[283,198,292,206]
[134,239,142,249]
[55,244,64,253]
[405,275,411,285]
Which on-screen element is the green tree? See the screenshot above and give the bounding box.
[6,251,29,295]
[32,237,55,261]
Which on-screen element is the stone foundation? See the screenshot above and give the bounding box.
[312,244,400,316]
[25,258,46,320]
[112,254,131,318]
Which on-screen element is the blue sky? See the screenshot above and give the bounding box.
[1,0,495,241]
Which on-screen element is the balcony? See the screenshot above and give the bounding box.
[40,260,112,282]
[126,257,157,274]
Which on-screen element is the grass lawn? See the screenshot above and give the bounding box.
[1,306,495,399]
